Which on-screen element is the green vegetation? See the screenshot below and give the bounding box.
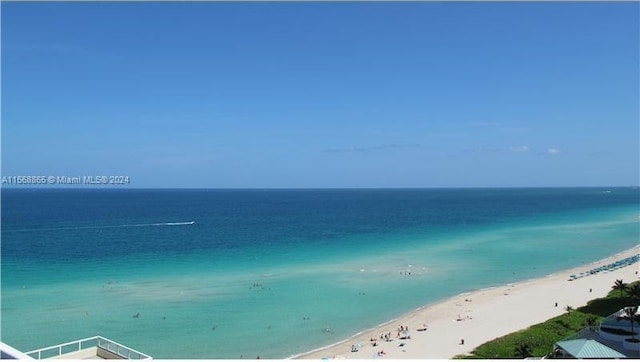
[454,280,640,359]
[612,279,628,298]
[628,284,640,302]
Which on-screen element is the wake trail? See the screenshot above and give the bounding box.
[2,221,196,233]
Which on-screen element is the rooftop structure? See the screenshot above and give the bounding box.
[555,339,626,359]
[1,336,151,360]
[1,342,35,360]
[553,306,640,359]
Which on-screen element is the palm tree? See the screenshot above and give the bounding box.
[626,283,640,302]
[584,315,598,331]
[565,305,574,314]
[612,279,628,297]
[623,306,639,341]
[514,342,533,358]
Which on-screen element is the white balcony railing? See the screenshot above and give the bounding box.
[25,336,151,360]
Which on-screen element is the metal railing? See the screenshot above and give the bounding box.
[25,336,151,360]
[97,336,152,360]
[602,305,640,323]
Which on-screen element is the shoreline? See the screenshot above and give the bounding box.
[294,244,640,359]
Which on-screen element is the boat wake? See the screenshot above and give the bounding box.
[157,221,195,226]
[4,221,196,233]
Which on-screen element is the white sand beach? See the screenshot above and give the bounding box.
[297,245,640,359]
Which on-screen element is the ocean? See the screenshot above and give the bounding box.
[1,188,638,358]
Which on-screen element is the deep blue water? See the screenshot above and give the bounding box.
[4,188,638,262]
[1,188,639,358]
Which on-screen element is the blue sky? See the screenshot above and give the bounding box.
[2,2,638,188]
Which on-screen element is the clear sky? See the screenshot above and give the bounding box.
[2,2,638,188]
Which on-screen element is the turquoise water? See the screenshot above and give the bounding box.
[1,188,639,358]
